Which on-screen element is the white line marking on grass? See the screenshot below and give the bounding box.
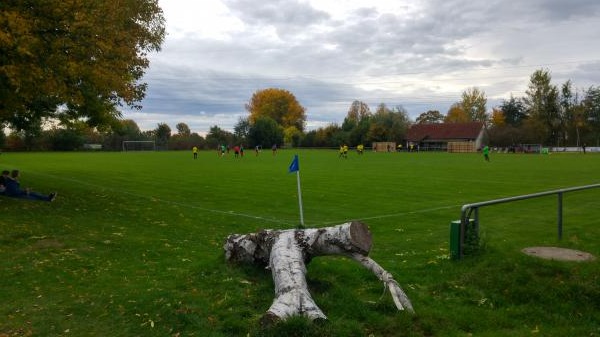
[315,204,460,227]
[22,169,459,229]
[26,171,295,227]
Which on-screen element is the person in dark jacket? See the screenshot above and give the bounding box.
[4,170,57,201]
[0,170,9,194]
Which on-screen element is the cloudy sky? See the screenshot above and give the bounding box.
[123,0,600,134]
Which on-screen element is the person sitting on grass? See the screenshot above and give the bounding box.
[4,170,57,202]
[0,170,9,194]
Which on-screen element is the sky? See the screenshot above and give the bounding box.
[123,0,600,134]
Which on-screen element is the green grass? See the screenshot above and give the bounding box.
[1,150,599,336]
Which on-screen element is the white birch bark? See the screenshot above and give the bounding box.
[349,253,414,313]
[224,221,414,322]
[266,230,326,320]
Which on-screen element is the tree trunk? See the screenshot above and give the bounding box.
[224,221,414,323]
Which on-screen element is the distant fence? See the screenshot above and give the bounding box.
[83,144,102,150]
[372,142,396,152]
[455,183,600,259]
[550,147,600,153]
[447,141,476,153]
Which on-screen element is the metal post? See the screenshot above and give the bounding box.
[474,207,479,234]
[296,171,304,228]
[459,217,465,258]
[457,184,600,260]
[557,192,563,240]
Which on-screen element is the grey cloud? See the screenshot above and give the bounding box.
[130,0,600,132]
[140,59,372,122]
[532,0,600,21]
[222,0,329,36]
[557,61,600,87]
[423,0,600,27]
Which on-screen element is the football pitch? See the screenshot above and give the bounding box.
[1,150,599,336]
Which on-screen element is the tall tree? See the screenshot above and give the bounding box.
[559,80,576,146]
[176,123,191,137]
[247,116,284,148]
[206,125,233,149]
[116,119,142,139]
[444,103,470,123]
[416,110,444,124]
[345,100,371,125]
[245,88,306,132]
[154,123,171,147]
[367,104,410,143]
[490,107,505,127]
[342,100,372,144]
[61,83,121,130]
[461,87,488,122]
[170,123,203,150]
[500,96,527,126]
[523,69,560,145]
[233,117,250,143]
[0,0,165,132]
[104,119,142,150]
[283,126,303,147]
[313,124,342,147]
[349,117,371,146]
[583,86,600,146]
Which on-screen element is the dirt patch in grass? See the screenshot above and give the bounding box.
[522,247,596,262]
[31,238,64,250]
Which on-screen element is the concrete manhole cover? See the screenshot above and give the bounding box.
[522,247,596,262]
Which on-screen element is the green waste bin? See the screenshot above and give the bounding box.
[450,220,461,260]
[450,219,478,260]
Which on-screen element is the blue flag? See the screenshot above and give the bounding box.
[288,154,299,173]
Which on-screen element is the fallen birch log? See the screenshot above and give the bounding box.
[223,221,414,322]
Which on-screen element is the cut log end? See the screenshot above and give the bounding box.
[349,221,372,255]
[259,312,280,327]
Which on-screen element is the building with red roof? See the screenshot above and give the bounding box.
[406,122,487,152]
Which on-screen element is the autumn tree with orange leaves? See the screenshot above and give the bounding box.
[245,88,307,133]
[0,0,165,135]
[444,103,470,123]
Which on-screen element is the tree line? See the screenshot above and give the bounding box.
[298,69,600,148]
[2,68,600,151]
[489,70,600,147]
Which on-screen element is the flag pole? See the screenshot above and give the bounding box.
[288,154,304,228]
[296,169,305,228]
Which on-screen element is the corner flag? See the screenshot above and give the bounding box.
[288,154,299,173]
[288,154,304,228]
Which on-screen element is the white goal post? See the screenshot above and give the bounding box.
[521,143,543,154]
[122,140,156,152]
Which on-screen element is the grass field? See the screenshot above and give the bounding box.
[1,149,599,336]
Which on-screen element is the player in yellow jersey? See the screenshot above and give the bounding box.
[357,144,364,155]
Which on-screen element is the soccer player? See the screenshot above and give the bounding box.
[192,146,198,159]
[357,144,364,155]
[483,145,490,162]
